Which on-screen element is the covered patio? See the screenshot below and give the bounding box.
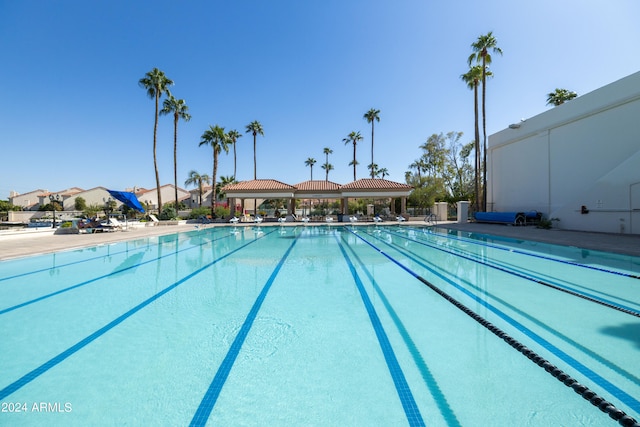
[223,178,413,221]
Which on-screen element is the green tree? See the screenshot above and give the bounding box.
[160,95,191,208]
[0,200,20,211]
[218,175,237,215]
[139,67,174,210]
[368,163,379,177]
[227,129,242,179]
[199,125,230,217]
[420,133,449,180]
[468,32,502,211]
[343,131,363,181]
[363,108,380,178]
[322,147,333,181]
[546,88,577,106]
[378,168,389,179]
[441,132,473,201]
[321,162,334,181]
[305,157,317,180]
[245,120,264,180]
[184,170,211,207]
[74,196,87,211]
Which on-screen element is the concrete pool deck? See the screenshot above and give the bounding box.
[0,221,639,261]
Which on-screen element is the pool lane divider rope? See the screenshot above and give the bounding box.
[348,229,640,427]
[387,228,640,318]
[334,234,426,427]
[340,233,461,426]
[420,226,640,280]
[371,230,640,390]
[0,230,277,402]
[0,229,239,316]
[190,232,301,427]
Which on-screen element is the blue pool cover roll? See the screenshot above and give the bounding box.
[474,211,541,224]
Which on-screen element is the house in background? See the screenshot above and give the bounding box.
[9,187,84,210]
[136,184,190,211]
[9,189,48,210]
[487,71,640,234]
[62,187,115,211]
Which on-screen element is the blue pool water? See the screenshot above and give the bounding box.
[1,225,639,426]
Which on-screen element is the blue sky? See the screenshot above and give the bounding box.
[2,0,639,197]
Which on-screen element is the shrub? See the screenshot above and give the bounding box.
[189,206,211,219]
[159,206,176,220]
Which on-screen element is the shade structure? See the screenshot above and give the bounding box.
[107,190,146,213]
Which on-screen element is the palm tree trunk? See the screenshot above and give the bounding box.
[212,151,217,217]
[370,123,374,178]
[153,93,162,212]
[474,85,480,213]
[353,143,356,181]
[233,142,237,179]
[173,115,178,209]
[481,55,488,212]
[253,134,257,180]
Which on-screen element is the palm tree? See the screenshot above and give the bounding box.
[379,168,389,179]
[363,108,380,178]
[227,129,242,179]
[323,147,333,163]
[218,175,237,215]
[546,88,578,106]
[245,120,264,179]
[468,31,502,211]
[321,163,334,181]
[184,170,211,207]
[139,68,174,211]
[160,95,191,208]
[368,163,379,177]
[408,160,423,180]
[304,158,317,180]
[461,65,484,213]
[199,125,229,217]
[343,131,363,181]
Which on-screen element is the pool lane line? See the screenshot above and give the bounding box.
[190,232,301,427]
[383,228,640,318]
[0,231,275,401]
[349,229,640,427]
[0,229,243,316]
[340,233,460,427]
[334,234,426,427]
[413,226,640,280]
[362,229,640,390]
[0,227,212,283]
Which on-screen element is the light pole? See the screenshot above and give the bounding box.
[49,194,60,228]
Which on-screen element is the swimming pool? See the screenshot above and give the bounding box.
[1,225,639,426]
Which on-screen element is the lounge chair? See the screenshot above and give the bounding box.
[278,217,287,224]
[229,217,239,224]
[148,214,159,226]
[349,216,358,223]
[301,216,310,224]
[198,215,212,224]
[373,216,383,223]
[325,216,334,223]
[107,217,125,231]
[254,216,263,224]
[396,215,406,222]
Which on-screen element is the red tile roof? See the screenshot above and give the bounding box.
[340,178,413,190]
[294,180,342,192]
[223,179,297,191]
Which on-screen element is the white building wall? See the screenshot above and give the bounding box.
[488,71,640,234]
